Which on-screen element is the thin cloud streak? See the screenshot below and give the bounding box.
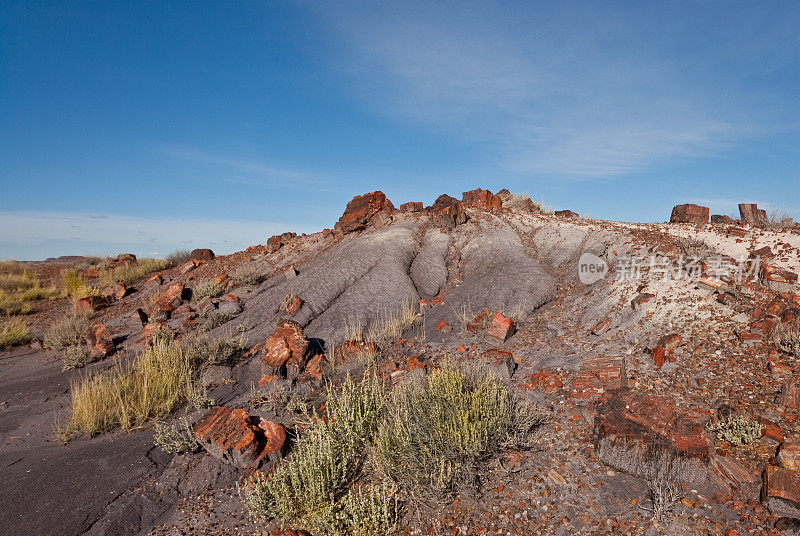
[312,1,797,179]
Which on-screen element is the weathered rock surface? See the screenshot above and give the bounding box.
[335,191,396,234]
[670,204,709,225]
[193,407,287,469]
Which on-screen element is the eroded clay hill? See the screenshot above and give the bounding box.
[1,189,799,536]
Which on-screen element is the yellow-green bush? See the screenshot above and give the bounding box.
[244,373,398,535]
[375,365,521,496]
[0,317,33,349]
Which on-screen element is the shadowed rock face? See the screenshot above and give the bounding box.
[334,191,396,234]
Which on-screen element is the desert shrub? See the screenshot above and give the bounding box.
[58,336,202,440]
[244,372,397,535]
[153,418,200,454]
[375,365,532,496]
[182,332,243,366]
[99,258,170,286]
[44,314,90,350]
[0,317,33,349]
[710,414,763,446]
[62,269,98,300]
[165,249,192,265]
[233,265,264,286]
[62,344,89,370]
[775,326,800,357]
[192,280,222,299]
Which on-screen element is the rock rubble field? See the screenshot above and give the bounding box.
[1,190,799,536]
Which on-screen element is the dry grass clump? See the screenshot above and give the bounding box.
[764,209,795,231]
[192,280,222,299]
[245,372,400,536]
[99,258,170,286]
[58,335,199,440]
[182,331,243,366]
[233,265,265,286]
[165,249,192,265]
[62,344,89,370]
[365,300,419,345]
[375,364,541,497]
[44,313,90,350]
[674,237,714,259]
[0,262,58,315]
[0,317,33,349]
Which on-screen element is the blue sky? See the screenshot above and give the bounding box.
[1,1,798,260]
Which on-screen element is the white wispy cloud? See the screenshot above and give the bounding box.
[311,1,797,179]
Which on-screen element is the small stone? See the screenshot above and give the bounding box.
[487,312,516,342]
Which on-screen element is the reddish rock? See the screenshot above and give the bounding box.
[138,321,170,344]
[284,265,297,279]
[303,354,325,382]
[482,348,515,381]
[530,370,563,394]
[711,214,735,224]
[487,312,516,342]
[428,194,467,226]
[83,323,114,359]
[759,418,785,443]
[590,317,612,335]
[282,293,303,315]
[763,465,800,519]
[194,407,288,469]
[262,319,310,376]
[334,191,396,234]
[266,235,283,253]
[762,265,798,284]
[751,245,775,260]
[572,356,626,400]
[594,389,713,485]
[778,441,800,471]
[434,320,452,333]
[151,281,186,319]
[190,248,215,262]
[111,280,128,300]
[462,188,502,212]
[670,204,709,225]
[144,274,163,285]
[781,382,800,410]
[74,295,111,315]
[739,203,767,228]
[212,273,230,287]
[631,292,655,310]
[114,253,137,266]
[554,209,579,218]
[180,260,198,274]
[651,333,683,368]
[709,455,761,502]
[334,340,377,364]
[399,201,423,213]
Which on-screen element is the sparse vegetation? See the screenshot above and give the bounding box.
[182,331,243,366]
[709,414,763,446]
[245,372,399,535]
[233,265,264,286]
[674,237,714,259]
[44,313,90,350]
[61,269,99,300]
[365,300,419,345]
[165,249,192,265]
[0,261,58,315]
[62,344,89,370]
[375,364,531,497]
[505,193,553,214]
[0,317,33,349]
[58,334,206,440]
[192,280,223,299]
[764,208,795,231]
[153,417,200,454]
[99,258,170,286]
[640,461,680,522]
